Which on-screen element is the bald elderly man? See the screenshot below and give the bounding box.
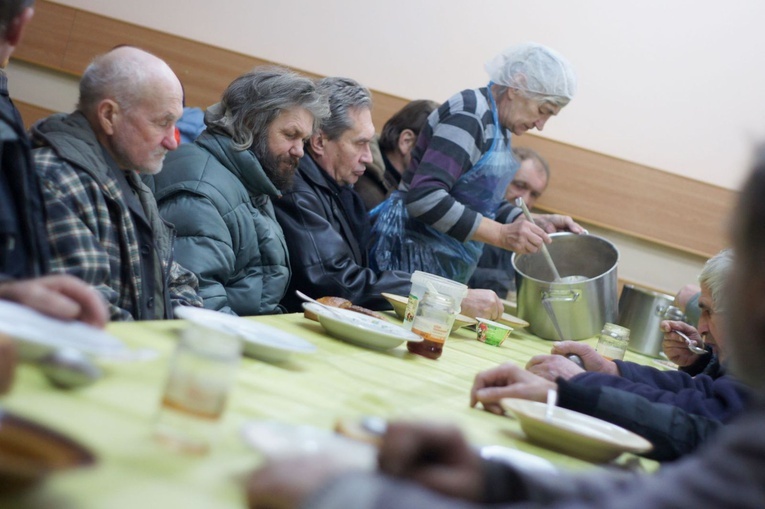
[31,46,202,321]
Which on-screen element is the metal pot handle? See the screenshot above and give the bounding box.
[541,289,580,302]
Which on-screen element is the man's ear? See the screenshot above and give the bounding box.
[5,7,34,47]
[308,131,326,157]
[397,129,417,156]
[97,99,119,136]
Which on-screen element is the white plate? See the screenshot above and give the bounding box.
[479,445,557,475]
[174,307,317,362]
[500,398,653,463]
[303,303,422,350]
[0,300,134,361]
[241,420,376,470]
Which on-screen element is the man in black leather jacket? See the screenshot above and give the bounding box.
[273,77,412,312]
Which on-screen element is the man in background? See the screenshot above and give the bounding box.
[468,146,550,298]
[355,99,438,211]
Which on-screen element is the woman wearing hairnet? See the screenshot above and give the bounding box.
[369,42,584,283]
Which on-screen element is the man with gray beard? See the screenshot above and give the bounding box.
[152,66,329,316]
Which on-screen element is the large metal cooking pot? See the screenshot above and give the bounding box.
[617,285,674,357]
[512,233,619,341]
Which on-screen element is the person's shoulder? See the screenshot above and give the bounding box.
[443,88,491,116]
[33,145,77,180]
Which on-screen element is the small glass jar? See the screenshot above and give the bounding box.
[407,291,455,360]
[595,322,631,361]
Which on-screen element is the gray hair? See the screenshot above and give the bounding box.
[699,248,734,313]
[315,77,372,140]
[0,0,34,39]
[77,47,153,116]
[206,66,329,151]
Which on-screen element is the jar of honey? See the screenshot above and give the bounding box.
[407,291,455,360]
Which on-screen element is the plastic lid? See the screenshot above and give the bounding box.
[411,271,468,297]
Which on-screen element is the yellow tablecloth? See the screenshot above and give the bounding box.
[2,313,659,508]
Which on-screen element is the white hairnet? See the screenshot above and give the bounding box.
[485,42,577,102]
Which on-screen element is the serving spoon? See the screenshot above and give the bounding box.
[516,198,562,282]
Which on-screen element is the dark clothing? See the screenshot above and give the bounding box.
[31,111,202,320]
[305,396,765,509]
[468,202,522,295]
[106,155,163,319]
[557,378,723,462]
[0,70,49,278]
[355,150,401,212]
[602,359,746,422]
[557,358,750,461]
[273,154,411,312]
[151,127,290,316]
[681,349,719,377]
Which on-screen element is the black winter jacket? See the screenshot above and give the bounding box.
[274,154,411,312]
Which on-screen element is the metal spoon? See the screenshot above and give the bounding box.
[515,198,562,282]
[295,290,347,319]
[672,329,708,355]
[37,347,102,389]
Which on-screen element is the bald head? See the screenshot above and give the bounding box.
[78,46,183,174]
[78,46,182,118]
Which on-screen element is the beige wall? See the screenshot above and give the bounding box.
[19,0,748,291]
[47,0,765,192]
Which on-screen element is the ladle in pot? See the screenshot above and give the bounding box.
[515,198,588,284]
[541,296,584,368]
[515,198,562,282]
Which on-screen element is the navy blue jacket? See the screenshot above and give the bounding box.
[557,358,750,461]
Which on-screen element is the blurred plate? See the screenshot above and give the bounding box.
[496,312,529,329]
[0,300,135,362]
[304,303,422,350]
[500,398,652,463]
[480,445,557,475]
[500,298,517,315]
[175,307,316,362]
[0,409,95,494]
[241,420,376,470]
[380,292,476,331]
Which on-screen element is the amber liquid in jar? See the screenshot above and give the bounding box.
[407,329,445,359]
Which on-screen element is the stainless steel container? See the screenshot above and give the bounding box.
[512,233,619,341]
[617,285,675,357]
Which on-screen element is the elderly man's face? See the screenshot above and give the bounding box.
[319,107,375,186]
[498,89,561,136]
[259,107,314,189]
[697,283,727,362]
[110,80,183,175]
[505,158,548,208]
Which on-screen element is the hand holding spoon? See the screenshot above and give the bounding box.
[672,329,708,355]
